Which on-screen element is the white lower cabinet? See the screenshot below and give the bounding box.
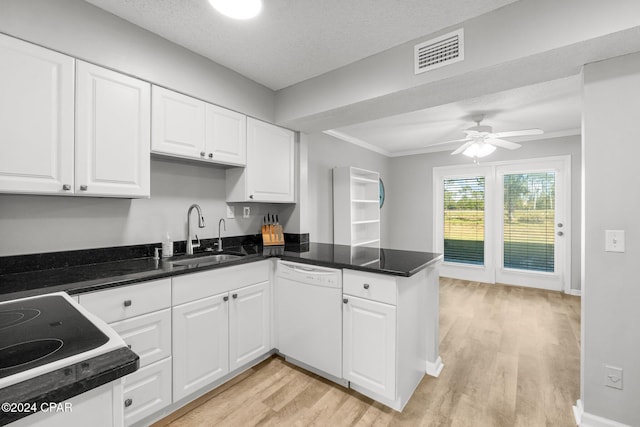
[171,261,271,403]
[122,357,172,426]
[229,281,270,371]
[79,279,173,426]
[172,293,230,401]
[342,295,397,401]
[9,382,124,427]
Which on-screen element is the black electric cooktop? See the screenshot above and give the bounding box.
[0,295,109,380]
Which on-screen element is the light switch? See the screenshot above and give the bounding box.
[605,230,625,253]
[604,365,623,390]
[226,206,235,219]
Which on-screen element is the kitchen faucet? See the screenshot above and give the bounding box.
[216,218,226,252]
[186,204,205,255]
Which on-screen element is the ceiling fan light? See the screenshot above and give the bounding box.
[209,0,262,20]
[463,142,496,158]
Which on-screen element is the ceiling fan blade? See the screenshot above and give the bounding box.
[451,140,475,155]
[488,138,521,150]
[492,128,543,138]
[429,137,472,147]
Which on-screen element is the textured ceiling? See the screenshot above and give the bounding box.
[83,0,518,90]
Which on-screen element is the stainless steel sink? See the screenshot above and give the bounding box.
[170,253,243,267]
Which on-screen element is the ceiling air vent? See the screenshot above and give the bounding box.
[414,28,464,74]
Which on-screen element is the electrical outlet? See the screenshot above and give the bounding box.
[604,365,623,390]
[226,206,235,219]
[243,206,250,218]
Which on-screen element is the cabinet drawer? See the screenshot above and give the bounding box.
[110,308,171,368]
[173,260,269,305]
[343,269,397,305]
[80,278,171,323]
[122,357,172,426]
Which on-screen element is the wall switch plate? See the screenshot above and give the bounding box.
[604,365,623,389]
[226,206,235,219]
[243,206,250,218]
[605,230,625,252]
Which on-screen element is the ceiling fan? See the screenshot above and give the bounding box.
[436,116,543,160]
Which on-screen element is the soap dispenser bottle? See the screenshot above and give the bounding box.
[162,232,173,258]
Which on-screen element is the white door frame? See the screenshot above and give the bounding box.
[433,155,572,293]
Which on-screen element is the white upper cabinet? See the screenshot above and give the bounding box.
[151,86,206,158]
[226,118,295,203]
[76,61,150,198]
[205,103,246,166]
[0,34,75,195]
[151,86,247,166]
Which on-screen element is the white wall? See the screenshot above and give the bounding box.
[0,159,284,256]
[0,0,274,121]
[581,53,640,426]
[306,132,390,245]
[387,135,582,291]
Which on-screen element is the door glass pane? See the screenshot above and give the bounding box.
[503,172,555,272]
[443,177,485,265]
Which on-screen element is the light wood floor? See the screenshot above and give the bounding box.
[153,278,581,427]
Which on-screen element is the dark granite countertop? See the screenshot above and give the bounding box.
[0,347,138,425]
[0,242,441,302]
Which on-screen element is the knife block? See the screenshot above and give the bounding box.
[262,224,284,246]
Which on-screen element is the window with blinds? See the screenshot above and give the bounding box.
[503,172,555,272]
[443,177,485,265]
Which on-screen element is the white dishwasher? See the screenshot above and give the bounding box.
[276,260,344,382]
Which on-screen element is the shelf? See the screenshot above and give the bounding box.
[351,176,378,184]
[352,219,380,225]
[352,238,380,247]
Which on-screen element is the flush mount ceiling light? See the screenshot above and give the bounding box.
[209,0,262,20]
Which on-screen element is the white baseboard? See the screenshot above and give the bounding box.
[567,289,582,296]
[426,356,444,377]
[574,399,631,427]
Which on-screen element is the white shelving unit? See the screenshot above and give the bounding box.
[333,167,381,265]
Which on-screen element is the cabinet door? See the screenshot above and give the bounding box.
[76,61,150,198]
[172,294,229,401]
[246,118,294,202]
[205,104,246,166]
[0,34,75,195]
[151,86,206,158]
[122,357,172,426]
[343,295,396,400]
[110,309,171,368]
[229,281,270,371]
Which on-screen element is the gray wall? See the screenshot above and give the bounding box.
[581,52,640,426]
[0,159,283,256]
[387,135,582,291]
[306,132,390,245]
[0,0,274,120]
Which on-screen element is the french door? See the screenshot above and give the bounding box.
[434,157,570,292]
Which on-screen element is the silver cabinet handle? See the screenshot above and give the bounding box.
[123,299,132,307]
[249,194,254,199]
[124,398,133,408]
[80,185,88,191]
[223,296,229,302]
[62,184,71,191]
[127,344,132,349]
[557,223,563,228]
[363,283,370,289]
[200,151,206,156]
[557,231,564,236]
[343,298,348,304]
[232,293,238,299]
[208,153,213,158]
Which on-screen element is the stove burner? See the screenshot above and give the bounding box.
[0,339,64,370]
[0,308,41,330]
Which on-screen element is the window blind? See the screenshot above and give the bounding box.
[503,172,555,272]
[443,177,485,265]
